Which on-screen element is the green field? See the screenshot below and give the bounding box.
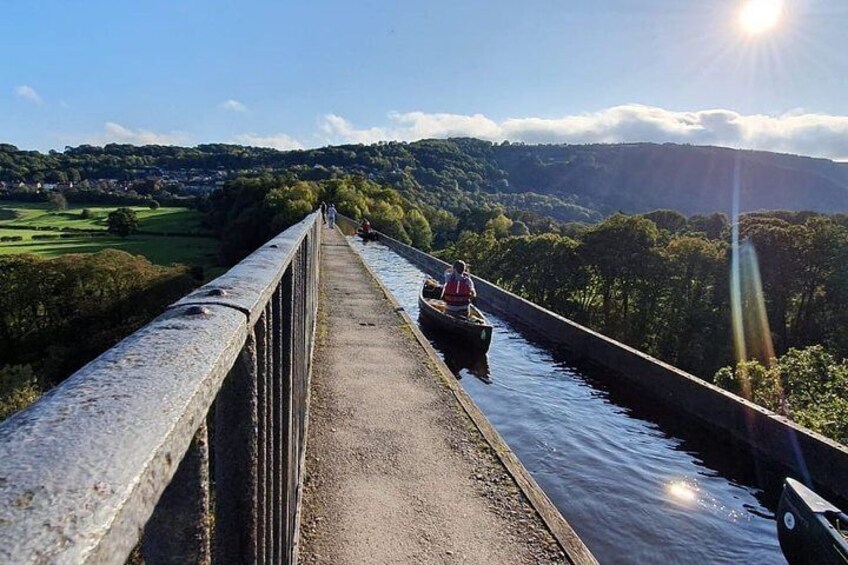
[0,203,221,273]
[0,201,211,234]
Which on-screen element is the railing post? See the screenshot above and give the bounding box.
[142,421,211,565]
[214,332,259,564]
[256,311,270,565]
[277,266,294,563]
[288,246,307,564]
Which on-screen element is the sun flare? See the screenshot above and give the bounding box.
[739,0,784,35]
[667,481,699,505]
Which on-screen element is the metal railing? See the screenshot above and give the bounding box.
[0,212,321,564]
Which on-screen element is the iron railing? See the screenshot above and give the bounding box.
[0,212,321,564]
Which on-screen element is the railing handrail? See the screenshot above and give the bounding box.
[173,213,318,322]
[0,212,320,564]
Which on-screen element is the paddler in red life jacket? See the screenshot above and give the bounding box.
[361,218,372,233]
[441,260,476,316]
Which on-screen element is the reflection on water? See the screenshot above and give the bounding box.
[667,479,699,505]
[419,323,492,383]
[349,237,788,565]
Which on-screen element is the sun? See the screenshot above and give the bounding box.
[739,0,784,35]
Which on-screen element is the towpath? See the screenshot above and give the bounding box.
[299,227,568,564]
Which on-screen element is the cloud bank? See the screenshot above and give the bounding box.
[51,105,848,162]
[231,133,303,151]
[220,99,248,112]
[15,85,42,104]
[317,105,848,161]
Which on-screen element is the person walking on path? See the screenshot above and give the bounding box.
[327,203,337,228]
[320,201,327,224]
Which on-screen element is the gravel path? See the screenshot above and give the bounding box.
[299,228,566,564]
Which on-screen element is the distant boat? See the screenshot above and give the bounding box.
[418,279,492,352]
[356,228,378,241]
[777,477,848,564]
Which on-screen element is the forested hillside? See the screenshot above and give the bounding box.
[4,139,848,222]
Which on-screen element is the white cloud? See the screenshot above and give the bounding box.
[220,99,248,112]
[317,105,848,161]
[95,122,189,145]
[319,114,388,145]
[15,85,42,104]
[231,133,303,151]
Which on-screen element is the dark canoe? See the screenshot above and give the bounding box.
[418,283,492,352]
[357,228,379,241]
[777,477,848,565]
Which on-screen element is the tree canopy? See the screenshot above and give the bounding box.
[0,251,197,421]
[107,207,139,237]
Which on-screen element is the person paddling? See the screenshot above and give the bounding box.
[441,260,476,317]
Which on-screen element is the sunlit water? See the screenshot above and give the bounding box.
[350,237,787,564]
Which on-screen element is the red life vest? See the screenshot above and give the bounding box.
[442,277,473,307]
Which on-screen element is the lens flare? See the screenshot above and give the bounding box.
[729,154,812,487]
[730,156,775,374]
[739,0,784,35]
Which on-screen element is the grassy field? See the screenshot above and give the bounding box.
[0,228,219,269]
[0,202,221,273]
[0,201,211,234]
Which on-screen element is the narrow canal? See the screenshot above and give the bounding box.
[349,237,788,565]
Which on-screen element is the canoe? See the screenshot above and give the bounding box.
[418,280,492,352]
[777,477,848,565]
[357,228,379,241]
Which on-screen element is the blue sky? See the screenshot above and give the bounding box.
[3,0,848,159]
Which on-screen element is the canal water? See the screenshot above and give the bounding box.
[349,237,788,565]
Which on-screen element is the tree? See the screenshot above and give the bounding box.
[46,170,68,184]
[509,220,530,236]
[738,217,805,353]
[0,364,40,422]
[687,213,727,239]
[642,209,687,233]
[67,168,82,183]
[107,208,139,237]
[48,192,68,212]
[580,214,661,336]
[657,236,727,373]
[484,213,513,238]
[405,209,433,250]
[714,346,848,445]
